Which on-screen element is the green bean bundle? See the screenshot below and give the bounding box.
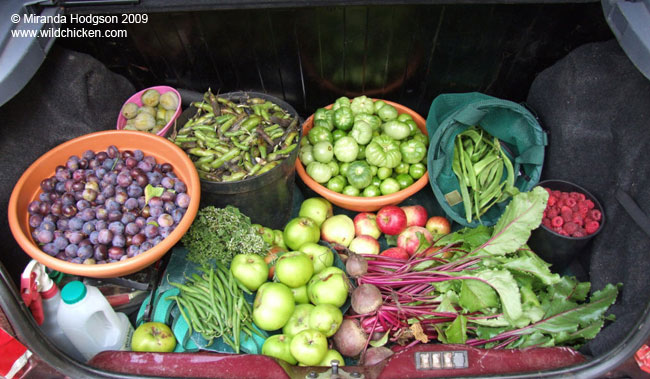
[452,126,518,223]
[166,263,262,353]
[169,89,299,182]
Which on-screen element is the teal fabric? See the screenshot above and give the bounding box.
[426,92,546,227]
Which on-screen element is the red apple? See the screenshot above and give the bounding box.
[349,235,380,255]
[380,247,409,260]
[401,205,428,227]
[353,213,381,239]
[397,226,433,256]
[376,205,407,235]
[426,216,451,236]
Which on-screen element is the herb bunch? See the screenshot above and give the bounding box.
[182,205,268,265]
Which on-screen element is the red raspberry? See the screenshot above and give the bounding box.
[551,216,564,228]
[571,204,580,213]
[565,198,577,208]
[585,221,600,234]
[572,214,584,226]
[546,208,559,218]
[589,209,602,221]
[552,190,562,198]
[561,210,573,222]
[578,204,589,215]
[561,206,573,214]
[573,230,586,238]
[563,222,579,234]
[577,193,586,202]
[548,196,557,207]
[542,217,552,228]
[544,187,552,195]
[558,230,570,236]
[585,200,595,209]
[569,192,580,200]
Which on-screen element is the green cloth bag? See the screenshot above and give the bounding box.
[426,92,547,227]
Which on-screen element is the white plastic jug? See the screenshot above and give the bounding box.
[40,284,85,361]
[57,281,133,361]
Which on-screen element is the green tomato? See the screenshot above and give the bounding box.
[327,161,339,176]
[363,185,381,197]
[339,162,350,177]
[354,113,382,131]
[313,118,334,131]
[405,120,418,136]
[332,129,347,142]
[371,176,381,188]
[346,161,373,189]
[365,135,402,168]
[357,145,366,160]
[314,108,331,123]
[332,96,351,111]
[382,120,411,141]
[333,136,359,163]
[327,175,346,193]
[373,100,387,113]
[409,163,426,179]
[299,144,315,165]
[369,165,378,177]
[308,126,333,145]
[306,161,332,184]
[399,139,427,164]
[396,173,414,189]
[377,167,392,180]
[395,162,410,175]
[350,120,373,145]
[397,113,413,123]
[350,96,375,115]
[312,141,334,163]
[377,104,398,121]
[380,178,401,195]
[333,107,354,131]
[411,132,428,146]
[343,185,360,196]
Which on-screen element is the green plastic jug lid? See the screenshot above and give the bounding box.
[61,281,87,304]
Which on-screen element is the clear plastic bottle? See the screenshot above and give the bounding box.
[57,281,134,361]
[39,284,84,361]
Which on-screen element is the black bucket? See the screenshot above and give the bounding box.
[178,91,301,230]
[528,180,605,269]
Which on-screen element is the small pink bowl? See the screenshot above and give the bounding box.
[116,85,182,137]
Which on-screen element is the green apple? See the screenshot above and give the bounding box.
[261,334,297,365]
[290,329,328,366]
[321,215,355,247]
[253,282,295,331]
[283,217,320,251]
[282,303,315,337]
[131,322,176,352]
[291,285,309,304]
[307,267,350,308]
[299,243,334,274]
[275,251,314,288]
[230,254,269,291]
[318,349,345,367]
[309,304,343,337]
[261,227,275,245]
[299,197,333,227]
[273,229,287,249]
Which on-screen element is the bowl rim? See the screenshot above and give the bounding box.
[295,99,429,209]
[116,85,182,138]
[8,130,200,278]
[537,179,605,240]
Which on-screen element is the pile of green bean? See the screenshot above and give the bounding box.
[166,264,261,353]
[170,89,299,182]
[452,126,517,223]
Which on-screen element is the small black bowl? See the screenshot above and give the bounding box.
[528,180,605,269]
